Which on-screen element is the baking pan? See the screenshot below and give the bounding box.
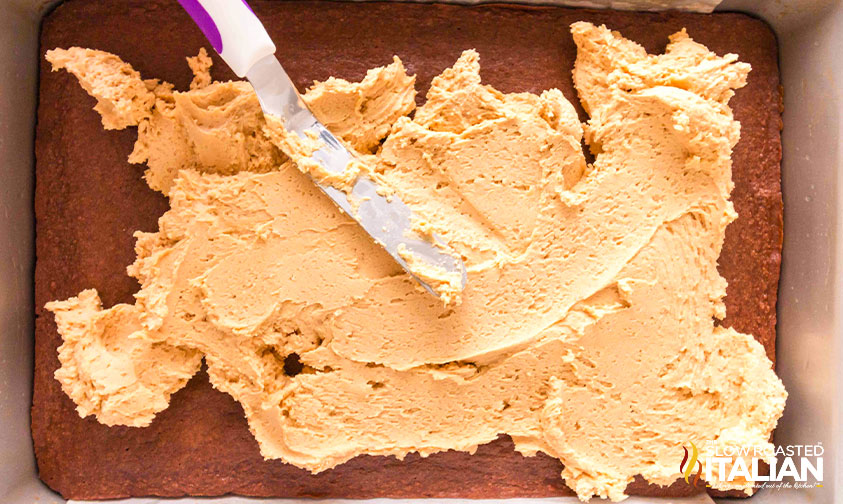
[1,0,839,502]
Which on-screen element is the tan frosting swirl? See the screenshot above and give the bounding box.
[45,22,786,501]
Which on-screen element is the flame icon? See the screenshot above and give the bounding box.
[680,441,703,488]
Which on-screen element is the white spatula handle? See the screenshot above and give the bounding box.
[177,0,276,77]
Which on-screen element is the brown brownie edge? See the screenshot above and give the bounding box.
[33,0,782,499]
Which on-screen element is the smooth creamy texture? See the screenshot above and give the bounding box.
[45,290,202,427]
[261,115,465,302]
[46,47,156,130]
[46,24,786,501]
[304,56,416,154]
[126,55,415,194]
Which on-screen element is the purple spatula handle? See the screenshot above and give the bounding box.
[176,0,276,78]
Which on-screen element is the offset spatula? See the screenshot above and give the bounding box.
[176,0,467,299]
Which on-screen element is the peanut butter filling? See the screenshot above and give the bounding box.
[45,23,786,501]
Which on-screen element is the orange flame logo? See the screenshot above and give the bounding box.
[680,441,703,488]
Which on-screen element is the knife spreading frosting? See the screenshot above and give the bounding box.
[45,23,786,501]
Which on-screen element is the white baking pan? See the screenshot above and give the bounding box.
[1,0,839,502]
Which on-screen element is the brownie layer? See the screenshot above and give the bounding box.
[34,0,782,499]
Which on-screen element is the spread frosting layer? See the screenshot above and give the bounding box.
[45,23,786,501]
